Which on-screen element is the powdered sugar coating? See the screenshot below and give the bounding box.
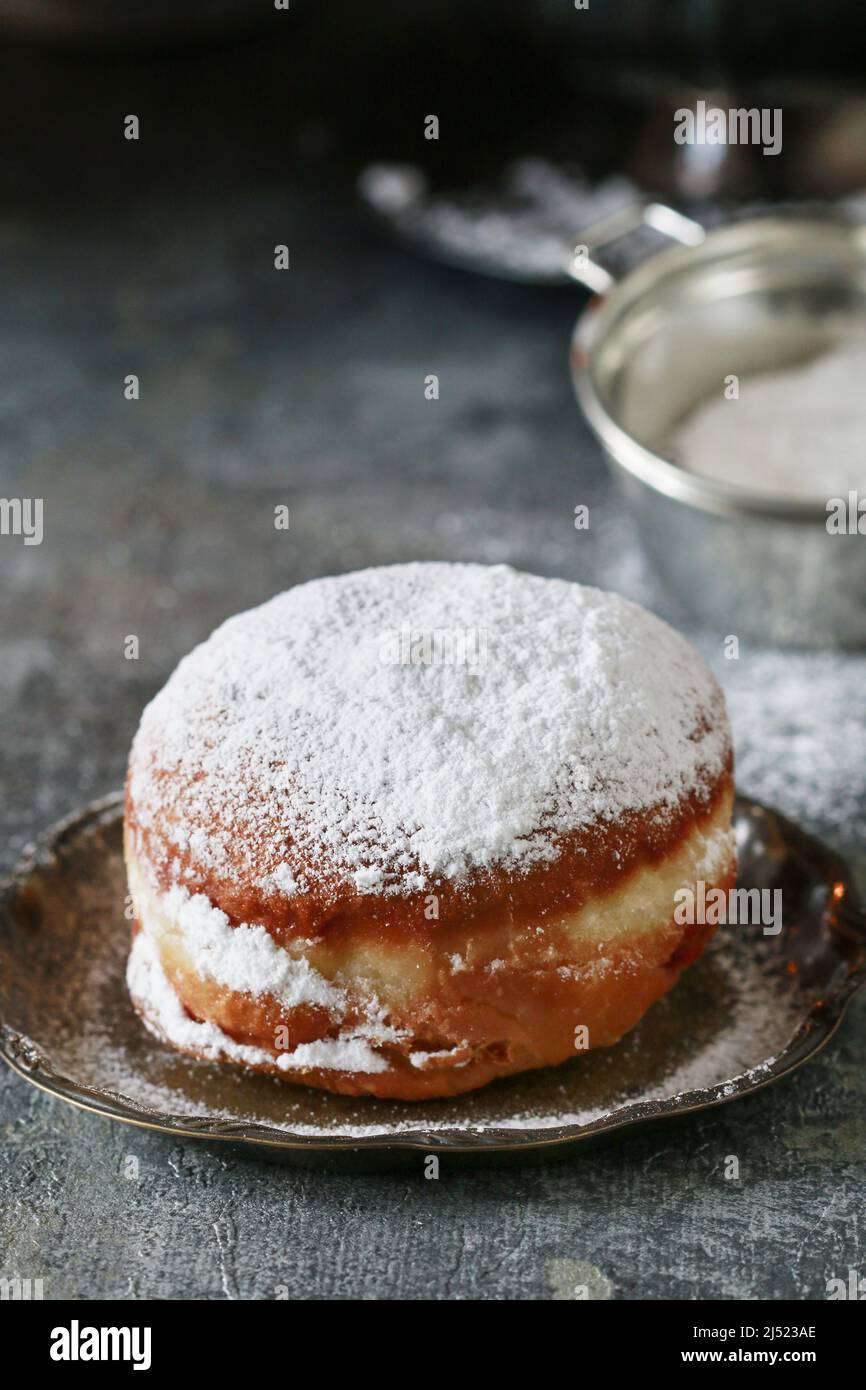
[127,932,391,1075]
[128,563,730,897]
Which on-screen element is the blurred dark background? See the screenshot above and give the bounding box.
[3,0,866,214]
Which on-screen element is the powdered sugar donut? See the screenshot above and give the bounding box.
[124,563,735,1100]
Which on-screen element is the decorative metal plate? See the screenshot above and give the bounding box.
[0,793,863,1169]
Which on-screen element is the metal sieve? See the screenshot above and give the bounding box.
[569,206,866,647]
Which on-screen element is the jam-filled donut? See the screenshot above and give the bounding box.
[124,563,735,1100]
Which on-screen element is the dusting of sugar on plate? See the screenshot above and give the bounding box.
[104,927,804,1135]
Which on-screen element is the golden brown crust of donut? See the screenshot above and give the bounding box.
[124,750,733,951]
[125,768,735,1100]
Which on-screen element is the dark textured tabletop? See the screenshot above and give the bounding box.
[1,19,864,1301]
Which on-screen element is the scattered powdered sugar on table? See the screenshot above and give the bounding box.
[129,563,729,897]
[717,648,866,845]
[673,338,866,501]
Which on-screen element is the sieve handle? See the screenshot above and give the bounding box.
[566,201,706,294]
